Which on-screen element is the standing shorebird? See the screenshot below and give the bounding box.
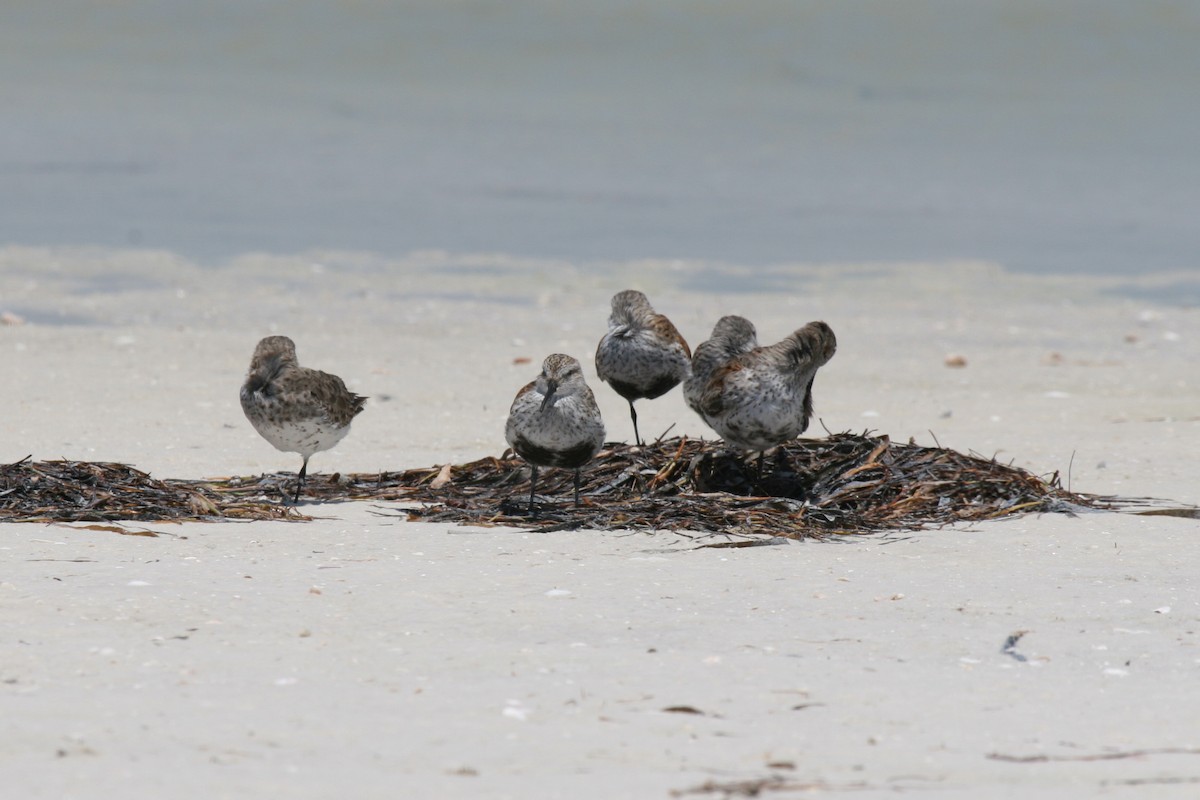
[688,319,837,475]
[595,290,692,446]
[683,315,760,425]
[240,335,367,503]
[505,353,606,515]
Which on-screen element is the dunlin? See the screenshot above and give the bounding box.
[688,319,837,470]
[595,290,691,445]
[505,353,606,515]
[240,335,367,503]
[682,315,760,423]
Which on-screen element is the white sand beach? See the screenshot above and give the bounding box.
[2,252,1198,798]
[4,0,1200,795]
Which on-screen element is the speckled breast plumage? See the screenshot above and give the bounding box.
[241,390,354,459]
[595,326,691,401]
[505,384,605,469]
[705,374,812,451]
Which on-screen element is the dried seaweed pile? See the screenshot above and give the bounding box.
[213,433,1114,538]
[2,434,1119,536]
[384,434,1111,537]
[0,456,301,523]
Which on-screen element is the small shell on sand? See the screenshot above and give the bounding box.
[944,353,968,368]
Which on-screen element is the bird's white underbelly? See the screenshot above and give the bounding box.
[250,417,350,459]
[711,397,806,451]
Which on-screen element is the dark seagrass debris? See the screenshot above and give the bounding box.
[0,456,303,523]
[2,434,1158,535]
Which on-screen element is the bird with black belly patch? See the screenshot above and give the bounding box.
[505,353,606,515]
[595,289,692,446]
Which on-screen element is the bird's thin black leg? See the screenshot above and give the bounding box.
[529,464,539,517]
[294,457,309,504]
[574,468,582,507]
[629,401,642,447]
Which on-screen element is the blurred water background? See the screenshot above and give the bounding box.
[1,0,1197,279]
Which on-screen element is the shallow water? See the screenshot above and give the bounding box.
[2,0,1197,278]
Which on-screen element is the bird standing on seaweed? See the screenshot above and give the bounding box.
[687,318,837,478]
[595,290,691,446]
[240,335,366,503]
[505,353,606,515]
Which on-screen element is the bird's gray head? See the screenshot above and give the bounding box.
[609,289,653,327]
[536,353,588,410]
[710,315,758,350]
[248,335,298,373]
